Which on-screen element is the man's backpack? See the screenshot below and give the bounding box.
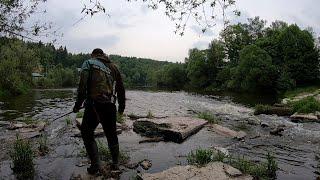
[82,58,116,104]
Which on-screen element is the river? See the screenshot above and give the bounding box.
[0,89,319,179]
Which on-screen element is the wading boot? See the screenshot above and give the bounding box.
[85,140,101,175]
[110,144,120,171]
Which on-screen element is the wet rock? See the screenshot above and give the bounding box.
[254,105,293,116]
[7,122,27,130]
[139,137,164,144]
[209,124,247,140]
[128,114,144,120]
[140,159,152,170]
[290,113,319,122]
[124,162,139,169]
[0,121,10,127]
[212,146,229,156]
[138,162,252,180]
[260,121,269,128]
[223,164,243,177]
[133,117,207,143]
[70,173,104,180]
[245,117,261,125]
[270,125,285,136]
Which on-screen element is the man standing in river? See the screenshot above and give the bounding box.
[73,48,125,174]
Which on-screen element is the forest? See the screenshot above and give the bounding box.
[0,17,319,97]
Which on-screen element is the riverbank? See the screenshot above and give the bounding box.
[0,90,319,179]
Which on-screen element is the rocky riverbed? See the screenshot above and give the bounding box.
[0,89,319,179]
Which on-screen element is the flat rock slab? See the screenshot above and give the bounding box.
[133,117,207,143]
[290,113,319,123]
[139,162,252,180]
[209,124,247,140]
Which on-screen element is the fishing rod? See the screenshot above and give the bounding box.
[52,111,74,122]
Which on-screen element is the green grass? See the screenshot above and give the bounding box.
[187,148,214,166]
[197,111,218,124]
[187,148,278,179]
[65,117,72,126]
[290,96,320,113]
[23,117,36,125]
[10,136,35,180]
[147,110,154,118]
[38,135,49,156]
[116,113,125,124]
[284,85,320,98]
[233,122,250,131]
[76,111,84,118]
[254,104,272,115]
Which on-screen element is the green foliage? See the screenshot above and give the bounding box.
[38,135,49,156]
[284,85,320,98]
[197,111,218,124]
[186,49,210,88]
[187,148,278,179]
[290,96,320,113]
[76,111,84,118]
[10,136,35,180]
[65,117,72,126]
[0,39,38,95]
[187,148,214,167]
[116,113,125,124]
[233,45,277,92]
[23,117,36,125]
[153,63,187,89]
[254,104,272,115]
[147,110,154,118]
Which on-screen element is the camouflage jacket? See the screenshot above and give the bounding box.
[75,55,125,113]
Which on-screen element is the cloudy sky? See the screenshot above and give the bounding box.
[34,0,320,62]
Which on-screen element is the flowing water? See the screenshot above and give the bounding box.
[0,89,319,179]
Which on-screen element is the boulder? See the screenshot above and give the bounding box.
[270,125,285,136]
[138,162,252,180]
[209,124,247,140]
[140,159,152,170]
[133,117,207,143]
[290,113,319,123]
[223,164,243,177]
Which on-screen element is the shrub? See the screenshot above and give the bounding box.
[187,148,213,166]
[10,136,35,179]
[291,96,320,113]
[187,148,278,179]
[116,113,125,124]
[65,117,72,126]
[38,135,49,156]
[76,111,84,118]
[197,111,218,124]
[147,110,154,118]
[254,104,272,115]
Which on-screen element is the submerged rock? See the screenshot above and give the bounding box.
[138,162,252,180]
[270,125,285,136]
[209,124,247,140]
[139,159,152,170]
[133,117,207,143]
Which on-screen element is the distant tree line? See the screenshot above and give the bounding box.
[0,16,319,96]
[161,17,320,93]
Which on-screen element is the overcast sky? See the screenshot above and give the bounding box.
[35,0,320,62]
